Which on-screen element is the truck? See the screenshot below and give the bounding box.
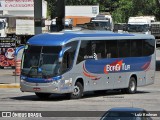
[0,16,35,43]
[50,18,73,32]
[151,22,160,47]
[90,14,114,31]
[64,5,99,27]
[0,0,47,41]
[127,16,156,34]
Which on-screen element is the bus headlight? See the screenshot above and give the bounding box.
[20,79,26,83]
[20,76,26,80]
[52,80,60,84]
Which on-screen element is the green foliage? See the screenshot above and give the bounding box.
[45,0,160,22]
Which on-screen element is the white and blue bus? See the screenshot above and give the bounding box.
[18,30,156,99]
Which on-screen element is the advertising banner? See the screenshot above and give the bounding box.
[3,0,34,11]
[0,37,16,68]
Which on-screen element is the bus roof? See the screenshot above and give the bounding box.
[27,30,155,46]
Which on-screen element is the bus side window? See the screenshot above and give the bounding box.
[93,41,106,59]
[77,41,92,64]
[143,39,155,56]
[131,40,142,57]
[61,41,78,73]
[62,52,71,73]
[106,40,118,58]
[118,40,130,57]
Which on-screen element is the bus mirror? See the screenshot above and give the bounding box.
[14,45,25,57]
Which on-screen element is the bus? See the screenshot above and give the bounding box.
[18,30,156,99]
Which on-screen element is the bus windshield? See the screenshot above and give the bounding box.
[128,24,149,32]
[21,45,62,78]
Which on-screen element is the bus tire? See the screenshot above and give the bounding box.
[70,82,83,99]
[35,93,51,99]
[126,77,137,94]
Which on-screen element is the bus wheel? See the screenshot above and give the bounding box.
[35,93,51,99]
[126,77,137,94]
[70,82,83,99]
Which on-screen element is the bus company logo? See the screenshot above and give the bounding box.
[104,60,130,74]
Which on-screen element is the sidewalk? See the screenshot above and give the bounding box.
[0,68,20,88]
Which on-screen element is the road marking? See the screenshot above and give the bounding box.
[0,84,20,88]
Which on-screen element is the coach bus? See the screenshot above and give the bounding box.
[18,30,155,99]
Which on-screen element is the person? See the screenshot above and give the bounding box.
[29,56,38,67]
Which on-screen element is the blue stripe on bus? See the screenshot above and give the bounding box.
[83,56,151,74]
[21,76,62,83]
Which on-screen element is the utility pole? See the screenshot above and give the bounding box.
[55,0,65,31]
[34,0,42,35]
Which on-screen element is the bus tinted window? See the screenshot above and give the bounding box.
[42,46,61,54]
[23,46,41,68]
[106,40,118,58]
[62,41,78,73]
[143,39,155,56]
[41,46,61,65]
[77,41,92,64]
[118,40,130,57]
[92,41,106,59]
[131,40,143,57]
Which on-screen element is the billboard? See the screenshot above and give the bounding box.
[0,37,16,68]
[3,0,34,11]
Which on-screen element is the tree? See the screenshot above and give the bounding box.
[112,0,133,23]
[45,0,160,21]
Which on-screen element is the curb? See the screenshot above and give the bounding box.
[0,83,20,88]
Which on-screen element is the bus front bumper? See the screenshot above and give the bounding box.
[20,80,73,94]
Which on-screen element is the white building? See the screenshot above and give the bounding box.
[0,0,47,18]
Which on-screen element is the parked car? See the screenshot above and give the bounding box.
[100,107,153,120]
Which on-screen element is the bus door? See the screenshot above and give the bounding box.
[60,41,79,90]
